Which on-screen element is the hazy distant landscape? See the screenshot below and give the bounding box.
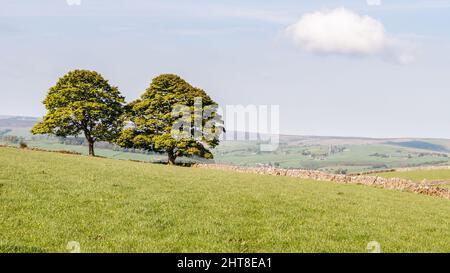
[2,0,450,255]
[2,115,449,174]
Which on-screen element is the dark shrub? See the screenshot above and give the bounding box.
[19,141,28,149]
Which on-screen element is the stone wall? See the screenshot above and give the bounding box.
[194,164,450,200]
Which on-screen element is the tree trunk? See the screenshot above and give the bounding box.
[168,151,176,165]
[83,129,95,157]
[88,141,95,157]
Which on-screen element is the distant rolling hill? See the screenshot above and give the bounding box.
[1,115,449,173]
[0,116,39,128]
[386,140,449,152]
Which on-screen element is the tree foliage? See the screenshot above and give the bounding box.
[115,74,224,164]
[31,70,125,156]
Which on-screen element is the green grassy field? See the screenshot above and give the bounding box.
[1,147,450,253]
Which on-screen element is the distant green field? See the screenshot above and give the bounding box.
[2,121,450,173]
[1,139,169,163]
[1,147,450,253]
[214,141,450,173]
[377,169,450,182]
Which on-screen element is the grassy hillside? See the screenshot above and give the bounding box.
[1,147,450,253]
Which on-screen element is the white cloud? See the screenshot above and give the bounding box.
[285,8,415,64]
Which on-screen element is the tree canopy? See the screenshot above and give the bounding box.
[115,74,224,164]
[31,70,125,156]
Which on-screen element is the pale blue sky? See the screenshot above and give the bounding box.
[1,0,450,138]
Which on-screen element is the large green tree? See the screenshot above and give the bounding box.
[32,70,125,156]
[116,74,224,164]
